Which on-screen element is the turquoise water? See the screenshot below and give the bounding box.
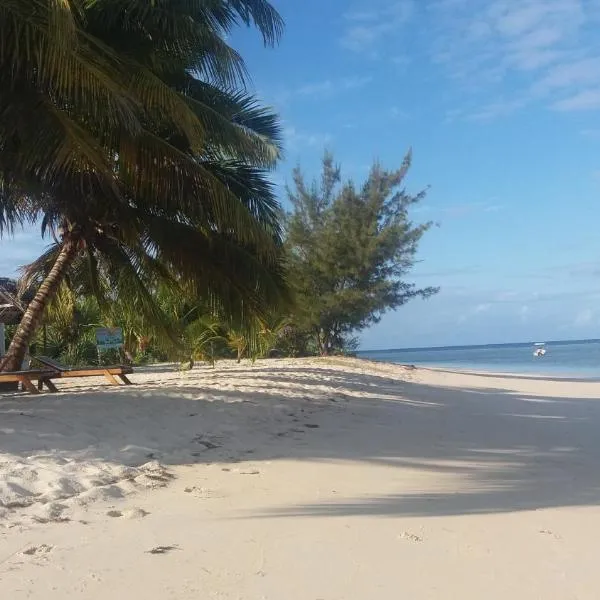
[359,340,600,378]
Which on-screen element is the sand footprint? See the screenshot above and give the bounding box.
[21,543,54,557]
[239,468,261,475]
[220,466,261,475]
[30,502,70,524]
[397,531,423,543]
[146,545,179,555]
[106,508,149,519]
[539,529,562,540]
[183,486,224,499]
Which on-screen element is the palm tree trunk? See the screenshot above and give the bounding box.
[317,329,331,356]
[315,328,325,356]
[0,238,79,372]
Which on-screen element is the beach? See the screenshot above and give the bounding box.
[1,357,600,599]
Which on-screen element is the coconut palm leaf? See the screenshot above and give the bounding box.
[0,0,288,371]
[176,80,282,164]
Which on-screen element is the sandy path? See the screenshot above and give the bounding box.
[1,358,600,598]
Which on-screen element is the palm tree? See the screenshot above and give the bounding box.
[0,0,288,371]
[34,283,101,364]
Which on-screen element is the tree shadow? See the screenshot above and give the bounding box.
[425,367,600,383]
[1,361,600,518]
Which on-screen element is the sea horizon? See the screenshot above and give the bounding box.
[361,337,600,354]
[358,338,600,377]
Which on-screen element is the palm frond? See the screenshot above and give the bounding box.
[0,178,35,235]
[19,243,64,291]
[175,78,282,163]
[139,215,290,321]
[200,160,282,238]
[85,0,250,87]
[226,0,284,46]
[1,0,289,371]
[89,237,182,346]
[117,131,281,252]
[0,3,142,135]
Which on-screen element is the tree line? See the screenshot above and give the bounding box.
[0,1,436,370]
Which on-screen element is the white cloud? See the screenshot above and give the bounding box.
[456,301,494,324]
[433,0,600,117]
[389,106,409,119]
[276,76,372,105]
[474,303,492,313]
[439,201,505,217]
[295,80,335,97]
[553,89,600,111]
[341,1,414,53]
[413,200,504,217]
[284,126,332,151]
[496,291,520,302]
[580,128,600,138]
[494,4,569,36]
[391,55,411,68]
[297,76,371,97]
[535,57,600,93]
[467,98,526,121]
[338,0,600,118]
[341,76,374,90]
[574,308,594,327]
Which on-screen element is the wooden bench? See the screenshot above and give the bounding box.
[0,370,58,394]
[33,356,133,386]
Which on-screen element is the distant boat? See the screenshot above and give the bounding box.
[533,343,546,357]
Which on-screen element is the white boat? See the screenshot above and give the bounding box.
[533,343,546,357]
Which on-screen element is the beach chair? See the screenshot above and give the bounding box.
[0,369,58,394]
[33,356,133,386]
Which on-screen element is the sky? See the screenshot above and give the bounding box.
[3,0,600,349]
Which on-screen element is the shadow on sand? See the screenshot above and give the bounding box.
[1,361,600,518]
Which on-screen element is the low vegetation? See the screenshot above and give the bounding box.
[2,151,436,366]
[0,2,436,369]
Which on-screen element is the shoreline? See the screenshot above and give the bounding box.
[424,366,600,381]
[325,353,600,381]
[356,357,600,380]
[2,357,600,598]
[395,363,600,381]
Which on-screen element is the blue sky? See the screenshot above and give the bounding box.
[3,0,600,349]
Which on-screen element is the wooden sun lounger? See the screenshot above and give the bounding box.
[33,356,133,386]
[0,369,58,394]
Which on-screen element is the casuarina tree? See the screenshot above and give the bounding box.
[286,151,438,355]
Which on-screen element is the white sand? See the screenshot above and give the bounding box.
[1,357,600,598]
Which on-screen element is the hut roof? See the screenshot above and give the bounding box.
[0,278,26,324]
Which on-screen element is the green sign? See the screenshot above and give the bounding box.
[96,327,124,350]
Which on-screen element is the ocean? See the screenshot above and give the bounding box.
[358,339,600,378]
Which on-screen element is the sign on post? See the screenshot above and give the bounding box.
[95,327,124,351]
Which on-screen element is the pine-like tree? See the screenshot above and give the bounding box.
[286,151,438,355]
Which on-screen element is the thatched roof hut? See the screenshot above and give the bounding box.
[0,277,26,325]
